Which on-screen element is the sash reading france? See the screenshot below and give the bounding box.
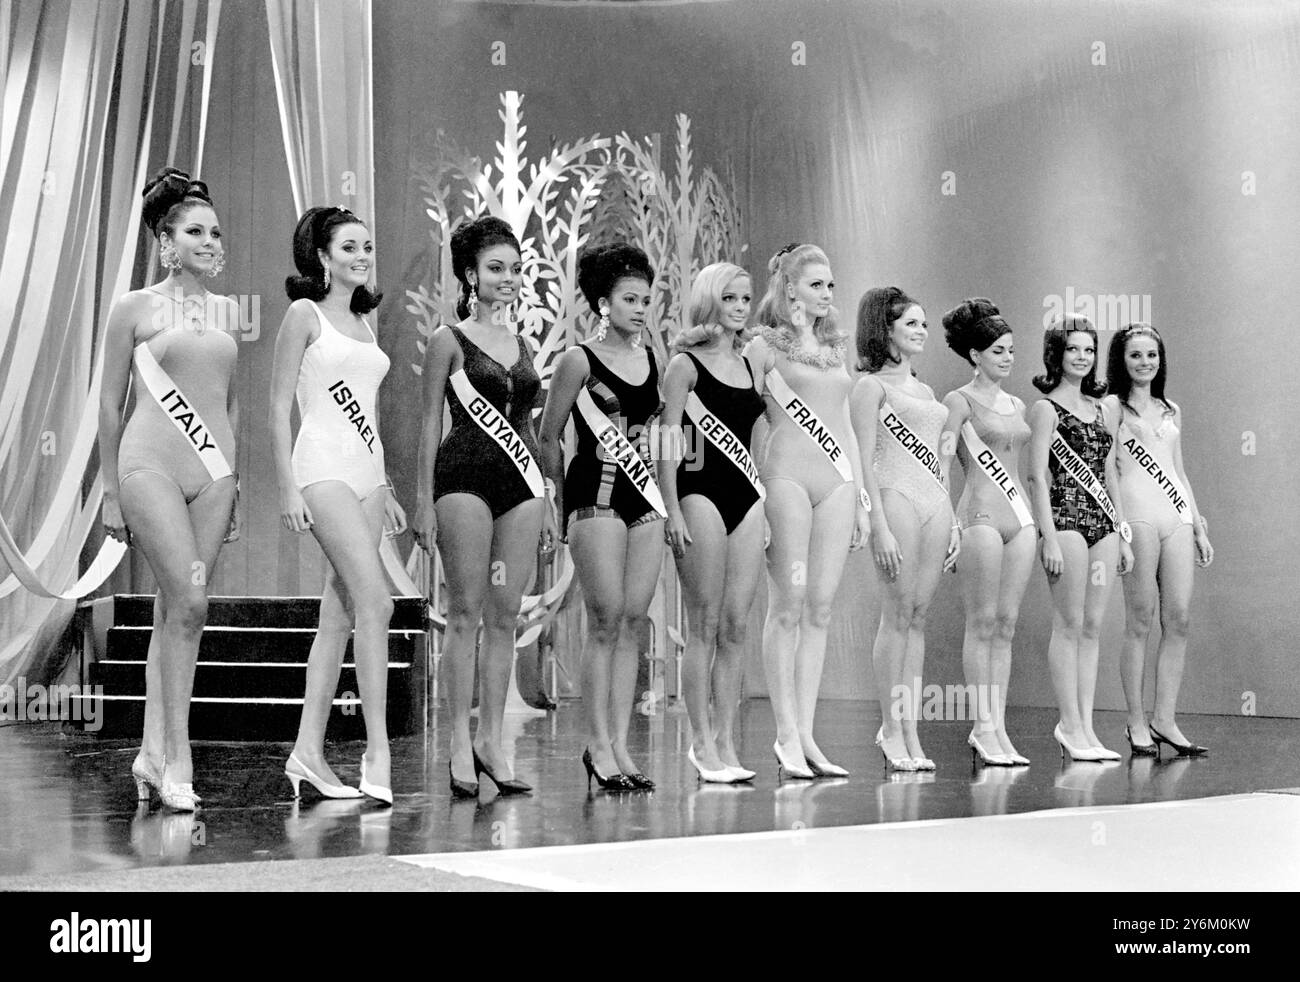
[449,368,545,497]
[764,369,854,483]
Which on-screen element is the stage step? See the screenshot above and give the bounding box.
[83,595,427,740]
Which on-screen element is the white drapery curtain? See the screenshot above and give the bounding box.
[0,0,221,685]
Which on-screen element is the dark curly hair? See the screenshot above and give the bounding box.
[943,298,1011,366]
[450,216,521,320]
[856,286,920,373]
[285,206,382,315]
[141,166,214,238]
[577,243,654,312]
[1106,322,1173,416]
[1032,312,1106,397]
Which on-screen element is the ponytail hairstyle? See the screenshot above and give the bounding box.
[1106,322,1173,417]
[754,243,845,346]
[855,286,920,373]
[141,166,214,239]
[673,261,751,353]
[943,297,1011,365]
[285,206,383,314]
[1033,312,1105,397]
[449,216,521,320]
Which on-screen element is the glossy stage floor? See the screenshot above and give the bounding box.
[2,702,1298,890]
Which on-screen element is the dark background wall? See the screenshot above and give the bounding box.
[176,0,1299,718]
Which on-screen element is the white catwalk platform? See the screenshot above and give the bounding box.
[397,792,1300,892]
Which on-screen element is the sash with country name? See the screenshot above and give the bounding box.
[133,342,232,481]
[327,379,379,455]
[575,387,667,517]
[1049,432,1120,527]
[1121,434,1193,525]
[684,392,765,500]
[448,368,544,497]
[765,369,854,483]
[878,403,945,489]
[961,422,1034,528]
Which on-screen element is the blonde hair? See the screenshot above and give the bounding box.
[755,243,845,345]
[672,261,752,353]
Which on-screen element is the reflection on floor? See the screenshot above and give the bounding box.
[0,702,1296,881]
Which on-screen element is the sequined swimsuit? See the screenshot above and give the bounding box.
[1047,398,1114,548]
[434,326,542,519]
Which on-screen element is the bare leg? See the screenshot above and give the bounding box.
[958,525,1003,754]
[611,520,665,775]
[899,507,953,761]
[1045,530,1089,747]
[761,479,813,762]
[676,497,729,770]
[475,498,544,780]
[872,489,921,762]
[301,482,394,788]
[1078,534,1119,748]
[991,526,1036,757]
[1150,525,1197,744]
[569,516,629,777]
[435,494,493,785]
[712,501,765,769]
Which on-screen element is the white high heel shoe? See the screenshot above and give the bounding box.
[875,727,918,772]
[773,740,814,780]
[688,746,740,784]
[285,752,363,800]
[1054,723,1107,762]
[359,756,393,805]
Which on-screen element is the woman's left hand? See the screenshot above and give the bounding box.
[1194,528,1213,568]
[539,501,559,556]
[943,524,961,573]
[850,506,871,551]
[384,491,408,538]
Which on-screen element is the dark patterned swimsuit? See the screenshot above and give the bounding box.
[563,344,664,533]
[434,326,542,519]
[1047,397,1114,548]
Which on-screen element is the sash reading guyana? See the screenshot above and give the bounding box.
[449,368,544,497]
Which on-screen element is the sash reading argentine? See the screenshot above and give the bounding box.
[1122,436,1192,524]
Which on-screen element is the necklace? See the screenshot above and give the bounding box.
[149,285,210,334]
[761,326,844,369]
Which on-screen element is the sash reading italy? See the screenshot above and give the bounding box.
[961,422,1034,528]
[448,369,544,497]
[879,403,945,489]
[134,342,233,482]
[1121,434,1193,525]
[1049,433,1120,527]
[683,393,765,500]
[765,370,854,483]
[574,388,667,517]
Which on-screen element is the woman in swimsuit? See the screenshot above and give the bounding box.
[1026,313,1132,762]
[270,206,404,803]
[413,217,557,798]
[538,244,663,792]
[748,244,870,780]
[851,287,958,771]
[657,262,766,784]
[99,167,241,811]
[1103,323,1213,757]
[939,300,1035,766]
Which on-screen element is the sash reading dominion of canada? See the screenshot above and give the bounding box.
[448,368,544,497]
[1049,433,1120,527]
[575,387,667,517]
[133,342,232,482]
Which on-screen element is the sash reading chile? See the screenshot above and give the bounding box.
[1122,436,1193,524]
[961,422,1034,528]
[879,402,945,488]
[684,392,765,500]
[449,368,545,497]
[134,342,232,480]
[575,388,667,517]
[1049,433,1121,526]
[765,369,854,483]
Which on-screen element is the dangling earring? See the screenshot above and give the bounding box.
[208,252,225,278]
[631,330,643,349]
[597,303,610,342]
[160,243,181,272]
[323,264,332,291]
[468,283,479,319]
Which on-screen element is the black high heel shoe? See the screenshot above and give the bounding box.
[448,762,478,800]
[582,748,635,792]
[1125,725,1159,758]
[1148,724,1208,757]
[473,748,532,795]
[624,770,656,790]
